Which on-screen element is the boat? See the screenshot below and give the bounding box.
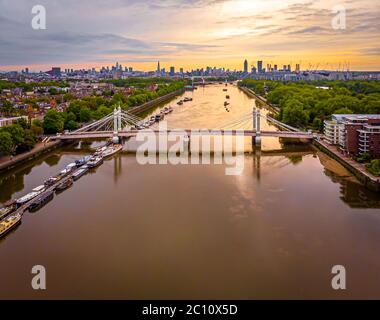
[163,107,173,115]
[65,163,77,173]
[177,100,184,105]
[223,88,228,92]
[87,157,104,168]
[102,144,123,159]
[224,101,230,106]
[155,114,164,122]
[75,156,92,167]
[183,97,193,102]
[44,175,62,187]
[0,201,17,220]
[226,95,230,99]
[29,191,54,212]
[16,185,45,206]
[72,166,89,181]
[55,178,73,193]
[94,146,107,156]
[0,213,22,239]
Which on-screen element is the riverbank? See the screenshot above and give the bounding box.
[314,139,380,191]
[237,86,280,114]
[0,141,62,173]
[128,88,185,115]
[0,87,185,173]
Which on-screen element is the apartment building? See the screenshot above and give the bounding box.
[324,114,380,157]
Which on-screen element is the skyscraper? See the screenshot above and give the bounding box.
[257,61,263,73]
[157,61,161,73]
[170,66,175,76]
[244,59,248,73]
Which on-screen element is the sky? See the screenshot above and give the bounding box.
[0,0,379,71]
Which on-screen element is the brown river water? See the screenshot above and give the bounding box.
[1,84,380,299]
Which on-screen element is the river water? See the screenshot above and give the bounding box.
[1,84,380,299]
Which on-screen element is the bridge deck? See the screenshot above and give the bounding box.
[52,129,314,140]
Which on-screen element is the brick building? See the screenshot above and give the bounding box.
[324,114,380,158]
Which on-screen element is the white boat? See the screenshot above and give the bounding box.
[72,166,89,181]
[102,145,123,159]
[87,157,104,168]
[16,185,45,205]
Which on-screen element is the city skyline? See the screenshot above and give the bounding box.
[0,0,380,71]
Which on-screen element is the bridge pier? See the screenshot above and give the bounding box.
[252,107,262,149]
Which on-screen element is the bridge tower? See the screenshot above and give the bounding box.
[252,107,262,147]
[112,106,121,144]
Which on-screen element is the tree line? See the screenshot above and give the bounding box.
[239,79,380,131]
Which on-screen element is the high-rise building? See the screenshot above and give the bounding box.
[51,67,61,77]
[295,64,301,73]
[180,68,184,74]
[274,65,278,71]
[287,64,291,72]
[157,61,161,73]
[257,61,263,73]
[170,66,175,76]
[244,59,248,73]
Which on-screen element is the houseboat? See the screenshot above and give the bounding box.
[29,191,54,212]
[0,213,22,239]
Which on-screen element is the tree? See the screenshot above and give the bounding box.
[16,117,29,129]
[18,129,36,151]
[79,107,92,123]
[282,99,309,127]
[334,107,353,114]
[1,100,14,116]
[2,124,25,151]
[0,131,13,155]
[31,125,43,136]
[366,159,380,177]
[43,109,64,134]
[65,120,78,131]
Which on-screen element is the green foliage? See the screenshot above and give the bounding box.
[79,107,92,122]
[282,99,309,127]
[43,109,64,134]
[355,152,372,163]
[0,131,13,155]
[1,100,14,116]
[366,159,380,176]
[18,129,36,151]
[239,79,380,131]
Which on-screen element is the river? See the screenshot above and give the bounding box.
[1,84,380,299]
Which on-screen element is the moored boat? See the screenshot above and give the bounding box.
[102,144,123,159]
[0,201,17,220]
[0,213,22,239]
[87,157,104,168]
[55,178,73,193]
[29,191,54,212]
[16,185,45,206]
[75,156,92,167]
[155,114,164,122]
[177,100,184,105]
[72,166,89,181]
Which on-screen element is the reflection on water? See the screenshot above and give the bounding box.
[1,84,380,299]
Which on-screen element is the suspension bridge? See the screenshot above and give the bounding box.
[51,106,315,143]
